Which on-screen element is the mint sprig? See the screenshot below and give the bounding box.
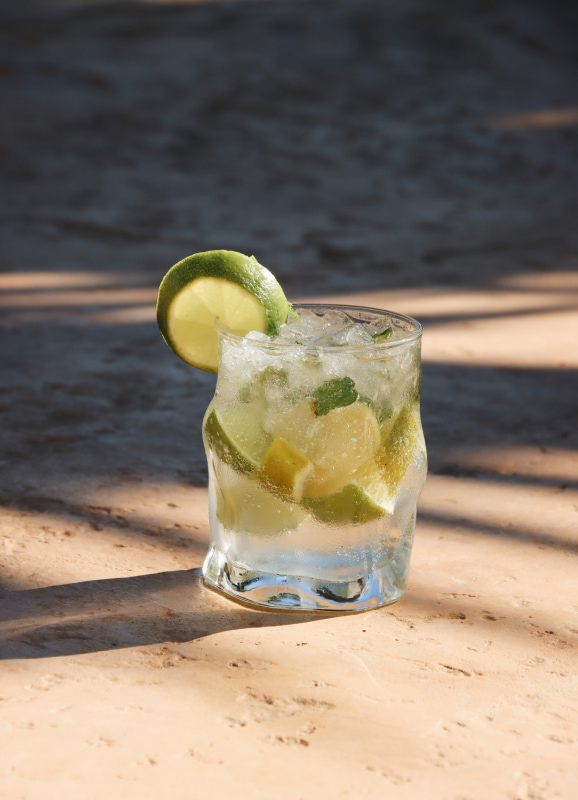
[311,377,358,417]
[372,327,393,343]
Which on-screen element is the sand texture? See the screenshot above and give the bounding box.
[1,0,577,797]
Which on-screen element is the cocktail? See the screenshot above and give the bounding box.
[157,251,426,612]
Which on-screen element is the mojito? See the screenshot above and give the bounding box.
[202,304,426,612]
[157,251,426,613]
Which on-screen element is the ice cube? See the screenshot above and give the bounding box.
[314,323,373,347]
[310,330,341,346]
[343,323,375,346]
[245,330,270,342]
[320,309,354,329]
[295,309,329,331]
[367,316,393,336]
[274,322,313,344]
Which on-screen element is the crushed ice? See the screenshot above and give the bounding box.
[267,308,396,347]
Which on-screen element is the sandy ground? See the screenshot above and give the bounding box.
[1,0,578,797]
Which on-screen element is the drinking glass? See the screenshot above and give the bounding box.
[202,304,426,612]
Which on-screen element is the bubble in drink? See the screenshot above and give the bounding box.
[203,304,426,612]
[156,253,425,611]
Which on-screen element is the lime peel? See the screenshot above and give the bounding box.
[259,437,312,503]
[157,250,293,373]
[214,464,307,536]
[302,484,387,525]
[375,406,419,496]
[203,406,271,476]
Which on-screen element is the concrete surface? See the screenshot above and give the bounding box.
[1,0,577,798]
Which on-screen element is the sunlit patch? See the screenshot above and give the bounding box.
[489,108,578,130]
[3,268,578,368]
[319,270,578,320]
[0,271,129,291]
[317,270,578,369]
[86,305,157,324]
[420,309,578,369]
[0,287,156,308]
[0,272,157,324]
[440,444,578,490]
[494,269,578,291]
[42,0,260,7]
[418,474,578,553]
[0,479,210,592]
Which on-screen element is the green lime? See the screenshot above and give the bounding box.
[157,250,293,372]
[305,402,380,497]
[302,484,387,525]
[268,400,381,498]
[269,400,379,497]
[258,437,312,503]
[203,405,271,475]
[375,405,419,497]
[214,463,307,536]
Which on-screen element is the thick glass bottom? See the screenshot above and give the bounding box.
[202,544,412,613]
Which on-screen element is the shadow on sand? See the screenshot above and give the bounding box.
[0,568,322,661]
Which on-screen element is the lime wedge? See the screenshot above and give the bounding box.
[157,250,292,372]
[214,464,307,535]
[259,437,312,503]
[302,483,387,525]
[305,402,381,497]
[203,405,271,475]
[375,405,419,497]
[266,399,381,497]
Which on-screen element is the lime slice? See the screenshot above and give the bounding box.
[266,399,381,497]
[302,483,387,525]
[203,405,271,475]
[258,437,313,503]
[214,464,307,535]
[375,405,419,497]
[306,403,381,497]
[157,250,292,372]
[264,398,316,448]
[348,459,391,510]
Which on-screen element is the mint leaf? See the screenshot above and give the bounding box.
[372,327,393,343]
[239,366,289,402]
[312,377,358,417]
[262,366,289,387]
[359,395,393,424]
[377,399,393,423]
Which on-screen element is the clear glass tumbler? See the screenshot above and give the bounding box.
[202,304,426,612]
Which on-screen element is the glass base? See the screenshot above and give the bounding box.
[202,545,411,613]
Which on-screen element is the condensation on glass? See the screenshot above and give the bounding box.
[202,304,427,612]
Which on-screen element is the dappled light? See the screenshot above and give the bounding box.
[419,474,578,554]
[1,0,577,794]
[0,271,133,291]
[0,558,571,662]
[440,444,578,489]
[3,270,578,369]
[490,108,578,130]
[41,0,255,6]
[323,271,578,369]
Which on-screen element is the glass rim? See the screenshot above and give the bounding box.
[216,302,423,353]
